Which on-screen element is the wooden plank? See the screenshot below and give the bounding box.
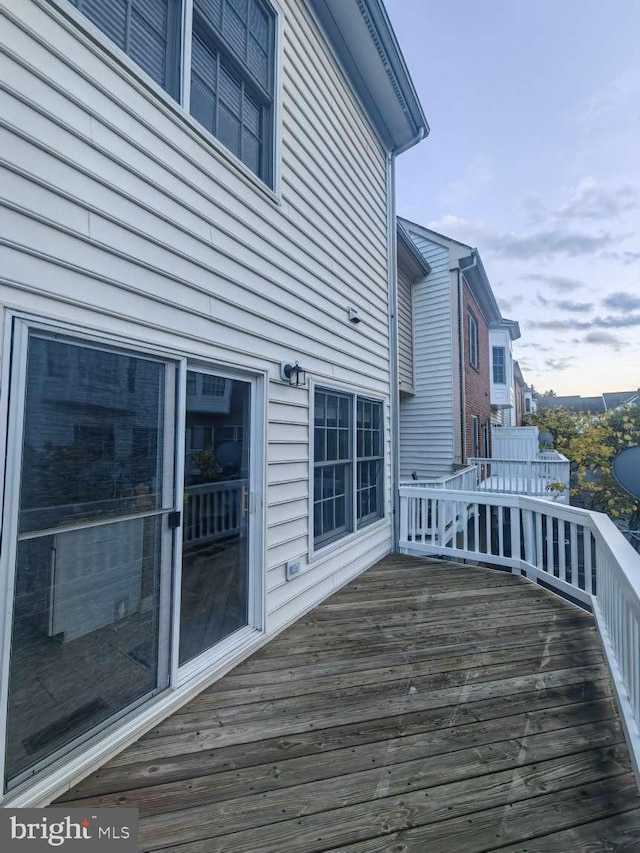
[323,779,640,853]
[207,630,603,696]
[59,679,614,800]
[233,622,599,674]
[160,654,606,730]
[62,713,622,818]
[110,665,610,764]
[186,646,605,711]
[136,747,633,852]
[485,807,640,852]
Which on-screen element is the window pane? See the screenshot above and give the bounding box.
[242,130,260,175]
[243,93,261,137]
[326,395,338,428]
[218,103,241,157]
[326,428,337,461]
[6,517,165,783]
[315,393,326,426]
[19,336,166,533]
[219,63,242,114]
[195,0,222,29]
[314,427,325,463]
[249,0,269,48]
[75,0,127,49]
[130,10,166,88]
[223,3,247,58]
[247,37,268,88]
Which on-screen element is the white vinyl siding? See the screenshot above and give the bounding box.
[399,234,456,480]
[397,261,414,391]
[0,0,392,683]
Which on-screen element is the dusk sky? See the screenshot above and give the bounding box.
[386,0,640,396]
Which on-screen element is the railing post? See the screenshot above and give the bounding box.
[509,501,521,571]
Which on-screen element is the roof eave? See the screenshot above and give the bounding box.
[306,0,429,153]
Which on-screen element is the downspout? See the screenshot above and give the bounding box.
[389,126,425,551]
[387,150,400,552]
[455,267,466,463]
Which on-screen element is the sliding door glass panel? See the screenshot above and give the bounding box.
[5,333,173,786]
[179,372,251,665]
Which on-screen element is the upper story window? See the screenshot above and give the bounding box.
[70,0,182,97]
[67,0,276,186]
[468,313,479,369]
[492,346,506,384]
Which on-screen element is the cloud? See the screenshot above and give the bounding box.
[603,291,640,312]
[544,358,575,371]
[554,299,593,312]
[427,216,613,261]
[496,229,611,260]
[529,314,640,331]
[583,331,624,351]
[600,250,640,264]
[497,295,524,312]
[556,177,638,221]
[522,274,584,293]
[519,342,552,352]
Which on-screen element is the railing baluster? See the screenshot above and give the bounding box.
[569,522,578,585]
[535,512,544,569]
[584,528,593,595]
[497,505,504,557]
[558,519,566,582]
[545,515,554,576]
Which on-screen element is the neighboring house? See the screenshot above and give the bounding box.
[536,390,639,415]
[536,394,606,413]
[524,385,537,416]
[0,0,426,805]
[397,221,514,477]
[489,318,521,427]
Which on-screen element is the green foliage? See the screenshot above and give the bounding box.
[524,404,640,523]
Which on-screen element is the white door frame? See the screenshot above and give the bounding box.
[173,360,266,687]
[0,312,267,797]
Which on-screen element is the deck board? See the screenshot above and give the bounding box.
[56,556,640,852]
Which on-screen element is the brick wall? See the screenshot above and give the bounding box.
[462,276,492,459]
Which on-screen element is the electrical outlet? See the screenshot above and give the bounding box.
[286,560,302,580]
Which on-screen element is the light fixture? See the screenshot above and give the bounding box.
[280,361,306,386]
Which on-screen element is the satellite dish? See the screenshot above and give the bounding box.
[612,446,640,500]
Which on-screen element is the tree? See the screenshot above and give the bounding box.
[524,403,640,524]
[539,389,557,398]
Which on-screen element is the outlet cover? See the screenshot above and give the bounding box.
[286,560,302,580]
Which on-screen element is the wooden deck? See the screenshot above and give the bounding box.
[58,556,640,851]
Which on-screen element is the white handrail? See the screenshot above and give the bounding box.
[398,485,640,782]
[468,457,570,502]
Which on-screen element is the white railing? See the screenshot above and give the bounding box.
[468,457,571,502]
[183,479,246,546]
[491,426,540,460]
[400,465,478,492]
[399,485,640,781]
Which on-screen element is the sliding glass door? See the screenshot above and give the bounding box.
[4,330,176,787]
[179,371,251,665]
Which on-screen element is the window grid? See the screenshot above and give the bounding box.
[356,399,383,528]
[67,0,275,185]
[313,390,352,547]
[313,390,384,549]
[493,346,506,384]
[468,313,479,369]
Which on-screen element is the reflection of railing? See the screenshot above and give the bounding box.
[468,457,571,502]
[183,480,246,546]
[399,485,640,780]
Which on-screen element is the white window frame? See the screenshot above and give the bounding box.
[468,312,479,369]
[309,379,387,562]
[0,310,268,804]
[49,0,282,195]
[492,346,506,385]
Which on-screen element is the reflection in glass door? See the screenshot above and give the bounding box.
[4,332,175,787]
[179,371,251,665]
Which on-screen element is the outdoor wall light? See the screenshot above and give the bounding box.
[280,361,306,386]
